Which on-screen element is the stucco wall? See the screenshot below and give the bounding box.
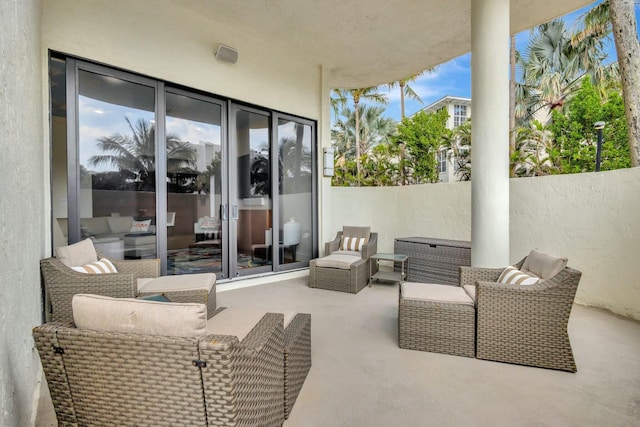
[41,0,321,120]
[0,0,45,426]
[327,168,640,320]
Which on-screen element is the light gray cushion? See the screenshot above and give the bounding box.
[206,307,295,341]
[343,226,370,239]
[401,282,474,306]
[315,253,361,269]
[521,249,568,280]
[55,238,98,267]
[72,294,207,338]
[138,272,216,294]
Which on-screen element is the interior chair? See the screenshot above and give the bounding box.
[309,226,377,294]
[41,238,217,323]
[460,248,582,372]
[33,294,285,426]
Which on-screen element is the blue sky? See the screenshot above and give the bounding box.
[378,0,640,122]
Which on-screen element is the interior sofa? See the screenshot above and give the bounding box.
[58,215,158,259]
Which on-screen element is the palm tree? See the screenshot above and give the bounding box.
[331,104,397,186]
[512,122,559,176]
[331,88,388,184]
[573,0,640,166]
[441,120,472,181]
[516,19,616,125]
[89,117,196,191]
[387,69,434,119]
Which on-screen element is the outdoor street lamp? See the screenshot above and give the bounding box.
[397,140,406,186]
[594,121,605,172]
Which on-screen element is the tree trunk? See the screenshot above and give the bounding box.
[509,34,517,176]
[400,81,406,119]
[354,99,361,185]
[610,0,640,167]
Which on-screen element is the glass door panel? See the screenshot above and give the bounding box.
[165,91,225,277]
[232,108,272,276]
[77,69,156,260]
[277,118,313,267]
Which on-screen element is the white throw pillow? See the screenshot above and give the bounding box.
[497,265,540,286]
[129,219,151,233]
[70,258,117,274]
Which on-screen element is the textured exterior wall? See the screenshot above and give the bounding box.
[41,0,321,120]
[0,0,45,426]
[328,168,640,320]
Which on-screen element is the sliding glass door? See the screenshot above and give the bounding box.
[165,90,226,277]
[51,54,317,280]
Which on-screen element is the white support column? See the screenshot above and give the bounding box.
[471,0,510,267]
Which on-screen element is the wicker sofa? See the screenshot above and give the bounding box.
[309,227,378,294]
[33,298,286,426]
[461,254,582,372]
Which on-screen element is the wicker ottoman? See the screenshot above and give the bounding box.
[137,273,216,318]
[207,306,312,419]
[398,282,475,358]
[309,253,369,294]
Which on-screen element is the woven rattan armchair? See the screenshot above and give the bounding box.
[461,257,582,372]
[309,228,378,294]
[41,255,160,323]
[33,313,285,426]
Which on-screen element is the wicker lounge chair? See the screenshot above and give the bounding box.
[309,226,377,294]
[461,253,582,372]
[42,238,216,322]
[33,296,286,426]
[207,306,312,419]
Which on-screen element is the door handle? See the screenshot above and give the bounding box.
[221,205,228,221]
[232,205,239,220]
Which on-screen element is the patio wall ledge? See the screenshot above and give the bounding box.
[326,167,640,321]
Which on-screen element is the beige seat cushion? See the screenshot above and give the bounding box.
[401,282,474,306]
[72,294,207,337]
[206,306,295,341]
[521,248,568,280]
[55,238,98,267]
[315,253,362,269]
[137,273,216,294]
[462,284,476,300]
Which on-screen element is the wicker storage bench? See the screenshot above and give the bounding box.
[394,237,471,286]
[398,282,475,358]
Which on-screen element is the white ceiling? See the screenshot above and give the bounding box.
[171,0,593,88]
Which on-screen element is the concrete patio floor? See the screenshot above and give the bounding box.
[36,276,640,426]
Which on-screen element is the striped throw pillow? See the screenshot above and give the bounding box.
[497,265,539,286]
[340,235,366,252]
[71,258,118,274]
